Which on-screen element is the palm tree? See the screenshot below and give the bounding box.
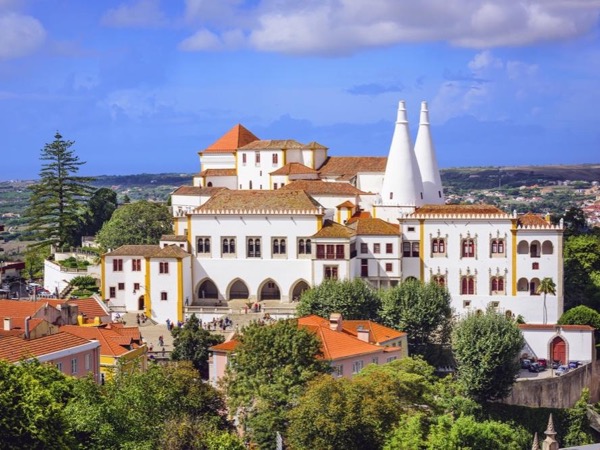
[537,277,557,324]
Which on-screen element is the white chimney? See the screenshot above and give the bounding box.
[3,317,11,331]
[329,313,343,332]
[356,325,370,343]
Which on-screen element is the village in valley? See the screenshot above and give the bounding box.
[1,100,600,449]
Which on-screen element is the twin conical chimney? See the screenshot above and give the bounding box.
[380,101,424,209]
[414,101,444,204]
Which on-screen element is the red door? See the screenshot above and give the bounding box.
[551,337,566,364]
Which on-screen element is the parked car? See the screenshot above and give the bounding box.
[556,365,570,376]
[529,363,545,373]
[536,358,548,369]
[551,360,560,369]
[568,361,581,369]
[520,359,532,369]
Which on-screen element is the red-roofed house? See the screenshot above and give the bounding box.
[0,331,101,381]
[208,314,407,385]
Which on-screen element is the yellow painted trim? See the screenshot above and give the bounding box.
[511,220,518,296]
[282,149,286,166]
[101,255,106,299]
[347,208,352,221]
[317,215,323,230]
[177,259,184,323]
[187,215,191,248]
[174,218,179,235]
[419,219,425,281]
[145,258,151,317]
[372,206,377,218]
[336,209,341,223]
[311,148,315,169]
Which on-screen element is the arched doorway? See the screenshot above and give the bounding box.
[259,279,281,300]
[551,336,566,365]
[290,280,310,301]
[228,279,249,300]
[198,279,219,299]
[138,295,145,311]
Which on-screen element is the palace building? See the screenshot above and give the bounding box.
[102,101,564,327]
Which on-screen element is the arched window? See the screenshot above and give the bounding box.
[517,277,529,292]
[273,239,280,254]
[491,276,505,294]
[222,238,229,254]
[229,238,235,253]
[298,239,305,254]
[280,239,286,254]
[204,238,210,253]
[462,239,475,258]
[491,239,505,255]
[517,240,529,255]
[248,239,254,257]
[542,240,554,255]
[461,276,475,295]
[306,239,312,253]
[530,241,541,258]
[207,182,213,187]
[432,275,445,287]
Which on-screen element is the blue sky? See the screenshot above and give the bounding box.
[1,0,599,180]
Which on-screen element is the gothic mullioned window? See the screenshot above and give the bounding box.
[461,276,476,295]
[432,238,446,256]
[490,238,505,256]
[462,238,475,258]
[491,276,505,294]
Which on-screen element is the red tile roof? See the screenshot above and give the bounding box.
[280,180,368,196]
[61,324,143,357]
[337,201,355,208]
[343,320,406,344]
[0,300,44,318]
[198,168,237,177]
[270,162,318,176]
[105,245,160,257]
[348,218,400,236]
[173,186,227,196]
[518,212,551,227]
[196,189,323,213]
[412,204,507,216]
[318,157,387,180]
[202,124,259,153]
[312,220,355,238]
[239,139,305,150]
[67,298,109,320]
[0,331,94,363]
[210,339,239,352]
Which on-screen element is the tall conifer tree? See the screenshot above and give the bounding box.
[25,132,95,249]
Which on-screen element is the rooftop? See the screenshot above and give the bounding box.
[239,139,305,150]
[202,124,259,154]
[318,156,387,181]
[172,186,227,196]
[280,179,368,196]
[0,331,94,363]
[270,162,318,176]
[348,218,400,236]
[195,189,323,213]
[312,220,356,239]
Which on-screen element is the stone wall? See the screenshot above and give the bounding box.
[504,361,600,409]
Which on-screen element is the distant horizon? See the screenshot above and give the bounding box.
[2,2,599,180]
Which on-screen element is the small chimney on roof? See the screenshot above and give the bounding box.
[24,316,31,340]
[356,325,370,343]
[329,313,343,332]
[3,317,11,331]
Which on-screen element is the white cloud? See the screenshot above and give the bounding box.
[178,0,600,55]
[0,12,45,60]
[179,28,222,51]
[101,0,166,28]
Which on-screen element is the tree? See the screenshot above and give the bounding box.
[287,358,437,450]
[379,280,453,362]
[24,132,95,249]
[23,245,50,281]
[537,277,556,325]
[296,278,381,320]
[224,319,330,449]
[96,200,172,249]
[558,305,600,329]
[79,188,118,238]
[563,389,594,447]
[0,359,76,449]
[452,308,525,402]
[563,234,600,310]
[171,314,224,378]
[562,206,588,237]
[65,362,232,449]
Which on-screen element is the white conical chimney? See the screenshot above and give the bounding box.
[414,101,444,204]
[380,101,424,209]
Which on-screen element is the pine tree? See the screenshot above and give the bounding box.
[25,132,95,249]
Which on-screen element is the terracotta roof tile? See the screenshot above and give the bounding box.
[239,139,305,150]
[67,298,109,320]
[202,124,259,153]
[280,180,369,195]
[337,201,355,208]
[318,157,387,180]
[303,141,328,149]
[348,218,400,236]
[270,163,318,176]
[196,190,323,213]
[173,186,227,196]
[346,211,372,224]
[518,212,551,227]
[312,220,355,239]
[105,245,160,257]
[161,235,188,242]
[0,300,44,318]
[210,339,240,352]
[412,204,508,216]
[153,244,189,259]
[61,325,143,357]
[343,320,406,344]
[0,332,94,363]
[198,169,237,177]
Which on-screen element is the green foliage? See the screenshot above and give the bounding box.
[559,305,600,329]
[24,133,95,249]
[287,358,437,450]
[60,256,90,270]
[65,362,231,449]
[171,314,224,378]
[563,388,594,447]
[379,280,453,362]
[78,188,118,238]
[0,359,75,449]
[562,206,589,237]
[24,245,50,280]
[537,277,556,324]
[224,319,330,449]
[296,278,381,320]
[563,234,600,310]
[96,200,172,249]
[69,275,97,290]
[452,308,525,402]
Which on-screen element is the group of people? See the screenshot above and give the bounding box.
[203,316,233,331]
[136,312,148,325]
